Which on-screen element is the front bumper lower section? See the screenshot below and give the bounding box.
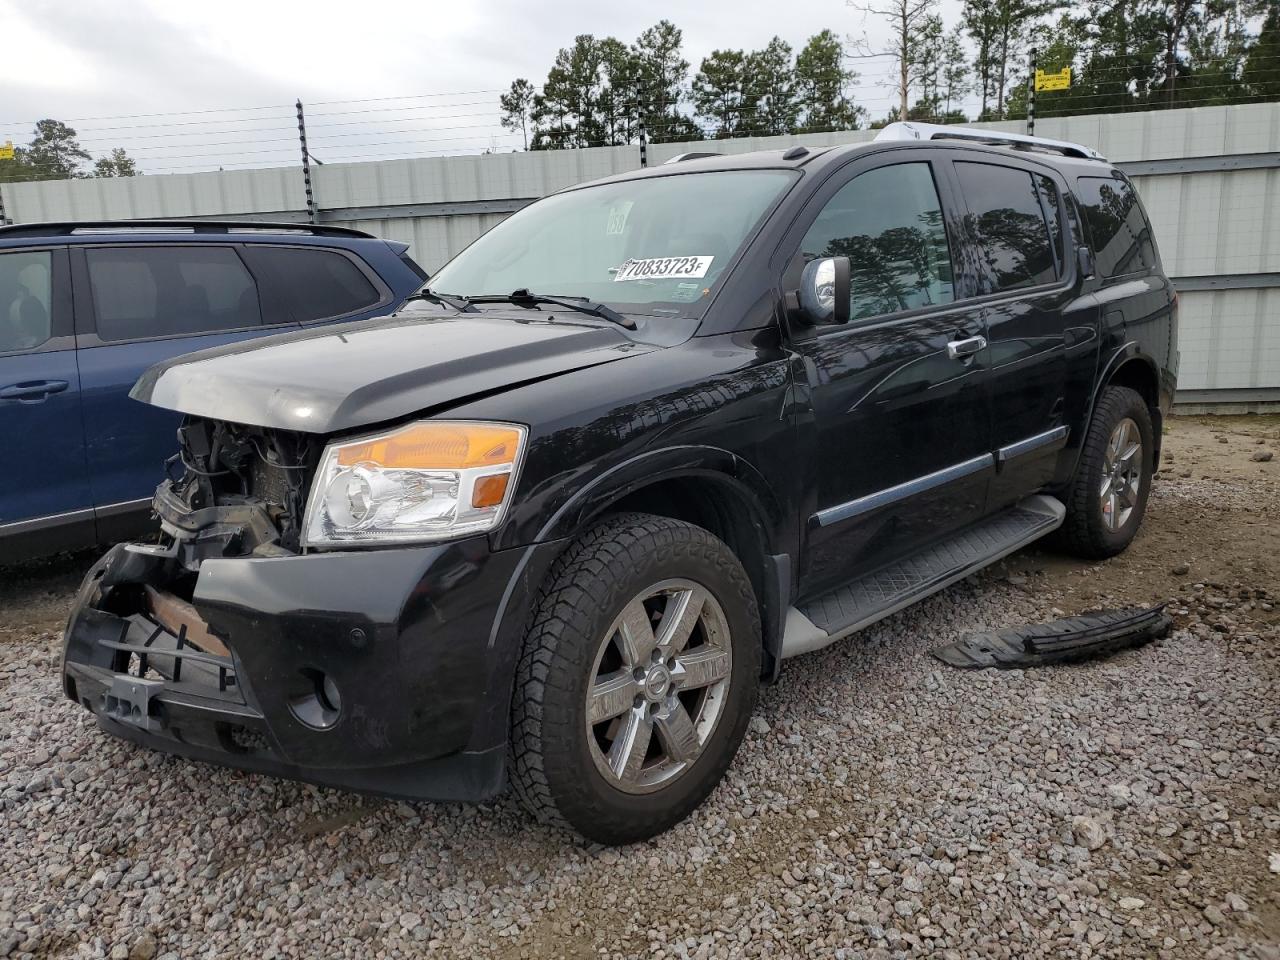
[60,535,558,801]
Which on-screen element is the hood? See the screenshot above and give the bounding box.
[131,309,659,434]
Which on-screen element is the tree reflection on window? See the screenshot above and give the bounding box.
[1077,177,1154,279]
[956,163,1057,293]
[800,163,954,322]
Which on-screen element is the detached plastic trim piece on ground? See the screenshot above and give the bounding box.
[932,605,1172,669]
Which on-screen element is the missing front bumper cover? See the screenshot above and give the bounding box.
[932,605,1172,669]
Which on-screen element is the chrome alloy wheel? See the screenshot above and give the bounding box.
[1100,417,1143,532]
[585,579,733,794]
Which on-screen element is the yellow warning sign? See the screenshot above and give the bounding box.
[0,141,14,161]
[1035,67,1071,92]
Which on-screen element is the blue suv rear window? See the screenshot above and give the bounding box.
[240,247,381,323]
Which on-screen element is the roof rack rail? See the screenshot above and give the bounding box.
[0,219,376,239]
[662,152,722,164]
[873,122,1106,161]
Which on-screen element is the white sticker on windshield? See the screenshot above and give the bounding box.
[613,255,714,282]
[606,201,634,236]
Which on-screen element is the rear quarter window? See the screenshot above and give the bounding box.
[241,246,383,322]
[1075,176,1156,279]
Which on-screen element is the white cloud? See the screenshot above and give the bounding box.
[1,0,968,172]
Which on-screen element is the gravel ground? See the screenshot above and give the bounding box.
[0,415,1277,960]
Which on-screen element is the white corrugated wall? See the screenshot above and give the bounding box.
[5,103,1278,401]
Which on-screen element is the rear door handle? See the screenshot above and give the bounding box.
[946,336,987,360]
[0,379,69,402]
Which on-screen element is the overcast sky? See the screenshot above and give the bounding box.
[0,0,966,172]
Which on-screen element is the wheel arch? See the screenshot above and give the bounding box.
[534,446,792,679]
[1092,344,1164,460]
[1085,345,1167,463]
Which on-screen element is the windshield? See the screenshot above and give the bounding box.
[429,169,797,316]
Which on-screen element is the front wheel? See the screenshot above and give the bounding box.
[1055,385,1155,559]
[509,513,760,845]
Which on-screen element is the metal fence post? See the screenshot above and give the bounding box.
[296,98,318,225]
[1027,47,1037,136]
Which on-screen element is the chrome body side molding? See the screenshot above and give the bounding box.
[997,425,1069,464]
[812,453,994,528]
[0,506,95,535]
[0,496,152,536]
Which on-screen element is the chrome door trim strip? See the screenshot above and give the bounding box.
[0,496,151,536]
[997,425,1069,464]
[0,506,95,535]
[94,496,154,518]
[813,453,995,528]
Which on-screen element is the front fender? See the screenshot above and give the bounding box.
[532,444,787,552]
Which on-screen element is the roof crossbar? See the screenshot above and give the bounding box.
[874,122,1106,161]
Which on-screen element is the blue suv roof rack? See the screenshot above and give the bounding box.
[0,220,375,239]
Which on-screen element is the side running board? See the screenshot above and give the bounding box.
[781,494,1066,659]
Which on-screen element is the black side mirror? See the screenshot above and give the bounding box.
[1076,246,1095,280]
[797,256,852,325]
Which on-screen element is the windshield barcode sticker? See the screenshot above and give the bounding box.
[613,255,714,282]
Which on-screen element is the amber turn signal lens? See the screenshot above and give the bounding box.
[472,473,510,508]
[337,422,522,469]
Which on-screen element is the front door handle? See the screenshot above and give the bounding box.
[0,379,69,402]
[946,336,987,360]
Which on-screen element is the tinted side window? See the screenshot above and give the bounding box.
[242,247,380,322]
[956,162,1057,293]
[86,247,262,341]
[0,250,53,352]
[1076,176,1155,278]
[800,162,954,322]
[1037,174,1064,273]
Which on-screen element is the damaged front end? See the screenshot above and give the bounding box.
[152,418,317,563]
[60,418,523,800]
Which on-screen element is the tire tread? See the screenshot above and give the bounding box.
[508,512,759,842]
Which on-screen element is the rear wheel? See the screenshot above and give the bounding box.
[509,513,760,844]
[1056,385,1154,559]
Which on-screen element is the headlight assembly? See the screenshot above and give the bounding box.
[302,420,527,547]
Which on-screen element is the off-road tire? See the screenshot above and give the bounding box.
[1055,385,1155,560]
[509,512,760,845]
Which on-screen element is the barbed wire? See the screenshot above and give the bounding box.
[3,49,1278,180]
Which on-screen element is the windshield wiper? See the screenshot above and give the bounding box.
[467,289,637,330]
[405,287,477,312]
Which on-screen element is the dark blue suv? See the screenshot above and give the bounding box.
[0,220,426,561]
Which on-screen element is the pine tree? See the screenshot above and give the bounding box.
[500,79,537,150]
[632,21,691,143]
[93,148,139,178]
[23,120,90,179]
[795,30,865,131]
[693,50,748,137]
[1243,3,1280,97]
[746,38,799,135]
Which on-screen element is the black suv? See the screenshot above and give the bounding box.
[61,123,1176,844]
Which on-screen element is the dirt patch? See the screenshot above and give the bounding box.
[998,415,1279,628]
